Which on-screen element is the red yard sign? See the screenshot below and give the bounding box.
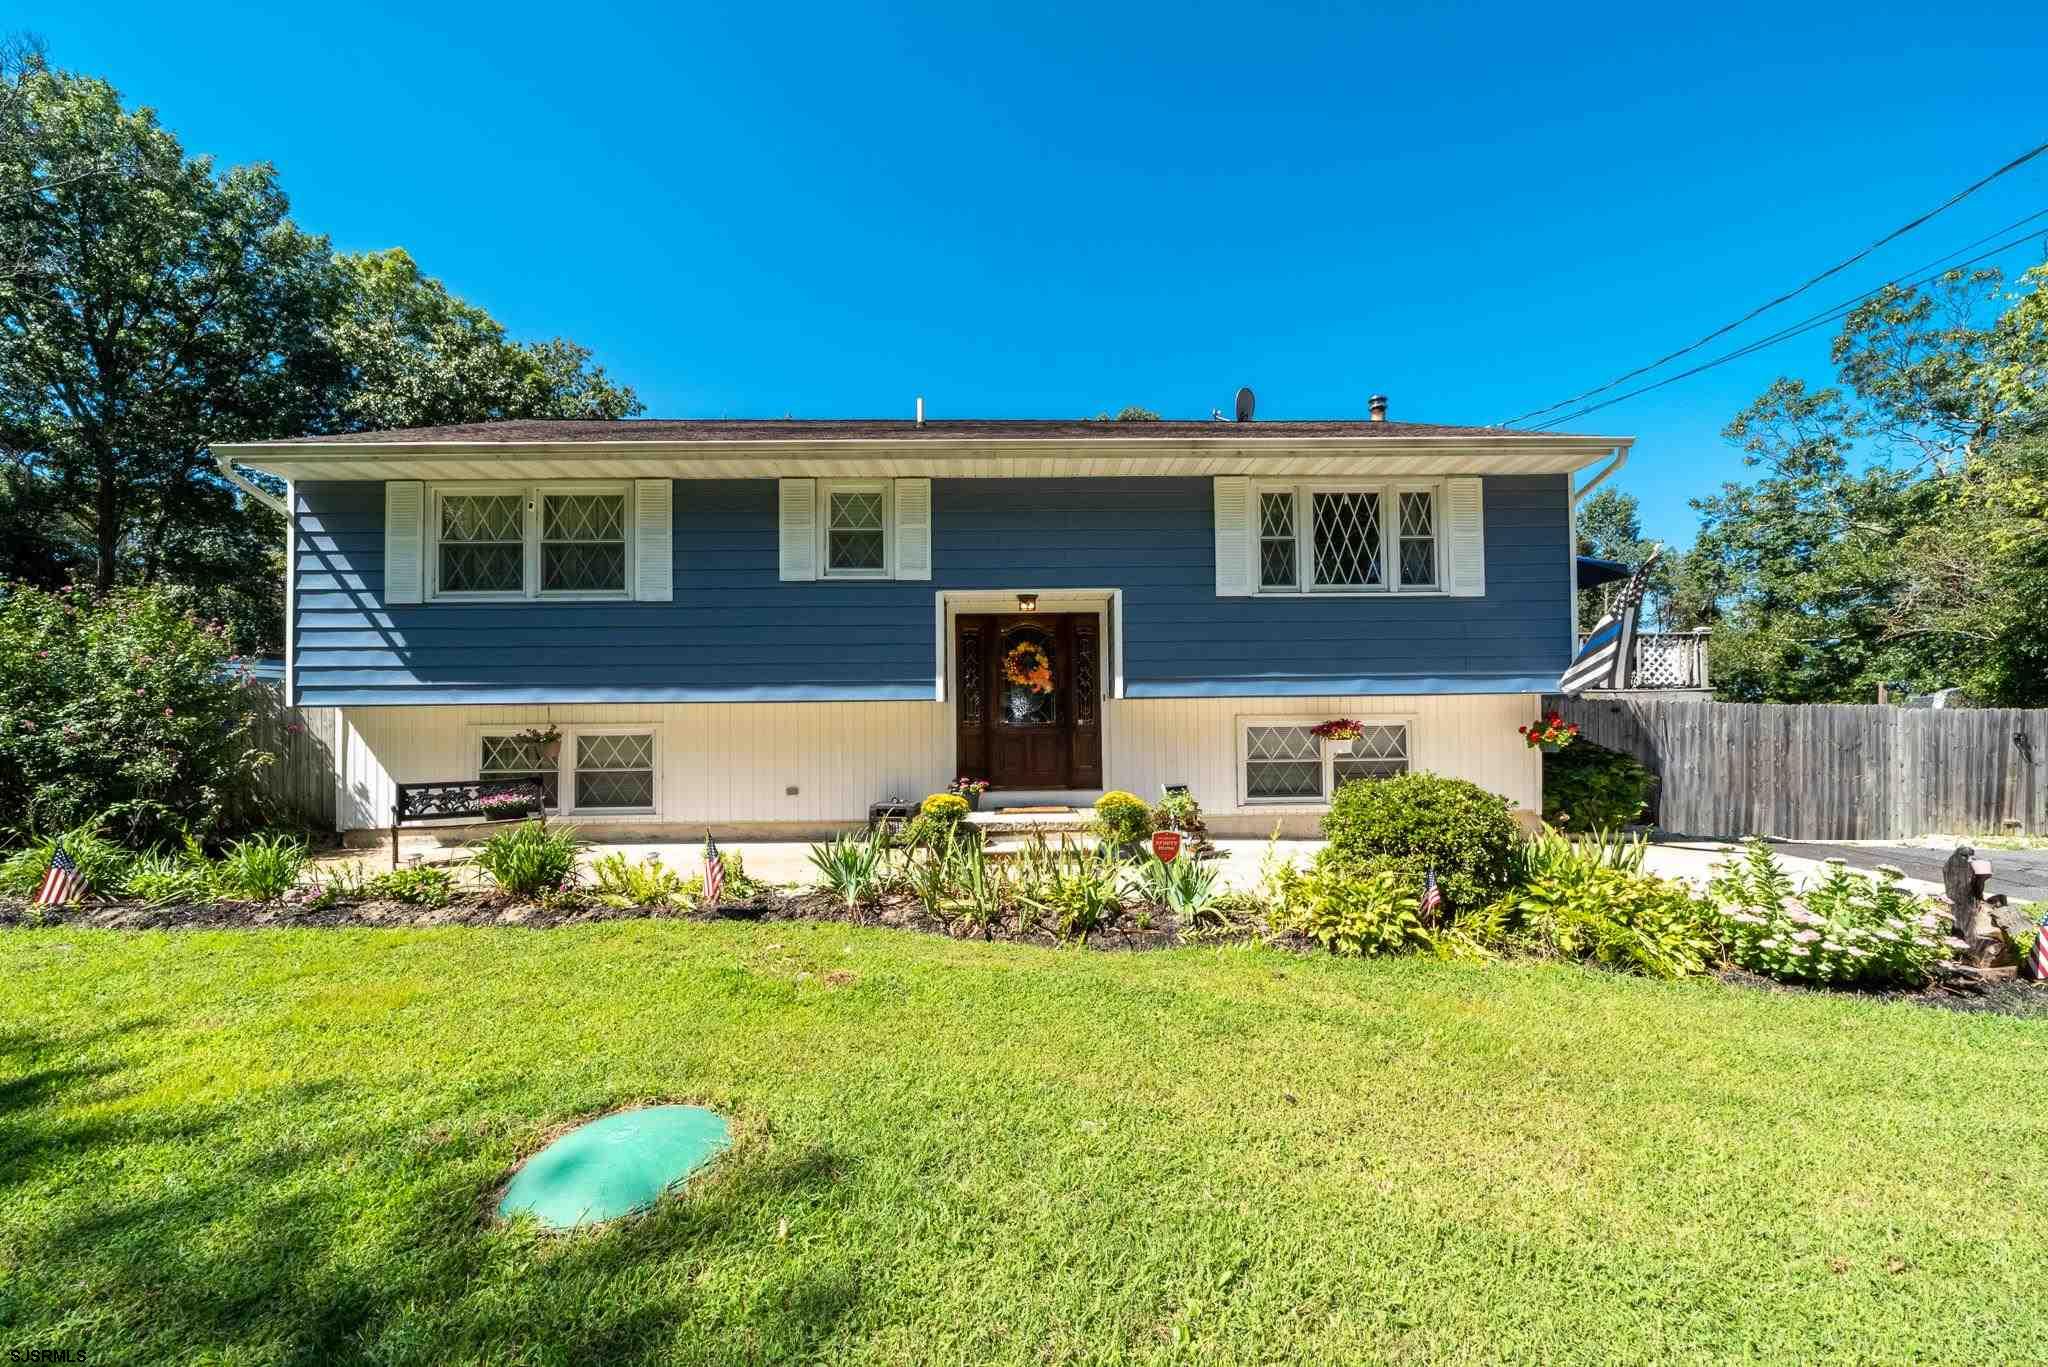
[1151,831,1183,864]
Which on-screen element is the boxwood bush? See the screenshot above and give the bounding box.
[1320,772,1521,915]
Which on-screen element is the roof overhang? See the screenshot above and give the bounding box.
[216,434,1633,482]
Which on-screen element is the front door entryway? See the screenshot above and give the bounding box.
[953,612,1103,791]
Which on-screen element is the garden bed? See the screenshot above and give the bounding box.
[0,887,1189,947]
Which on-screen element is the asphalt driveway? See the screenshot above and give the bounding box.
[1771,841,2048,905]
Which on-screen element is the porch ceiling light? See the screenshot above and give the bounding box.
[1016,593,1039,612]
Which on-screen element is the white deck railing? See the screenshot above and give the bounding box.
[1574,628,1711,690]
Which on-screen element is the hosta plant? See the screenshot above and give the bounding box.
[1274,862,1435,957]
[1707,840,1948,988]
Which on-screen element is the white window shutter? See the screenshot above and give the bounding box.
[634,478,673,600]
[894,478,931,580]
[778,478,817,581]
[1444,478,1486,596]
[1213,477,1252,596]
[384,481,423,604]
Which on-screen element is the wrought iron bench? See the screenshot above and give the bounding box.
[389,778,546,868]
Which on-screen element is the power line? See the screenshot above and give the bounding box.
[1499,138,2048,427]
[1529,221,2048,431]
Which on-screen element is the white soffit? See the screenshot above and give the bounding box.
[216,436,1632,482]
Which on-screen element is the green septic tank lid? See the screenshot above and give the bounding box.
[498,1105,730,1229]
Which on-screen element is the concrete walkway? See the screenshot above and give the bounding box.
[314,829,1999,904]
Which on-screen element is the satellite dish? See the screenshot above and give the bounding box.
[1234,386,1256,422]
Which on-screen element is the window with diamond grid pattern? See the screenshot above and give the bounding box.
[1333,723,1410,787]
[1259,491,1298,589]
[1310,491,1382,589]
[541,493,627,593]
[827,488,887,573]
[1244,724,1323,800]
[438,494,525,593]
[480,734,559,807]
[574,732,655,810]
[1397,491,1436,588]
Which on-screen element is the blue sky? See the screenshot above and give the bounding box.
[42,1,2048,547]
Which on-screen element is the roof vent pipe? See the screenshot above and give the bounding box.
[915,396,925,428]
[1368,394,1388,422]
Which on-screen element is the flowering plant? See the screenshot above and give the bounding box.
[1706,840,1948,987]
[1003,640,1054,694]
[1310,719,1365,741]
[477,787,540,814]
[948,777,991,796]
[1519,713,1580,749]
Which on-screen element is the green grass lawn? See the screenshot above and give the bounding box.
[2,923,2042,1364]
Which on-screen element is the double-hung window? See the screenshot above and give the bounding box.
[1240,719,1411,805]
[1254,484,1440,594]
[431,483,633,600]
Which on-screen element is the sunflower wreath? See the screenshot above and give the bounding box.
[1002,640,1055,694]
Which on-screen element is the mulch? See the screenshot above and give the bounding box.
[0,888,1189,949]
[8,893,2045,1017]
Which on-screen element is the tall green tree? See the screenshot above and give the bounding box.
[0,52,643,652]
[326,248,639,432]
[1690,264,2046,703]
[1572,487,1674,630]
[0,54,335,604]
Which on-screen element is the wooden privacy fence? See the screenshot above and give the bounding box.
[1546,696,2048,840]
[246,684,338,828]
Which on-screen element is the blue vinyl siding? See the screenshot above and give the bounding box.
[291,476,1570,705]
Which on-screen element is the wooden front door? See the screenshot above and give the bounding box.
[954,612,1103,791]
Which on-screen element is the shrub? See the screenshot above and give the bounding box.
[920,793,970,824]
[899,793,976,852]
[1469,829,1712,979]
[1707,840,1947,988]
[1320,772,1520,915]
[472,820,583,897]
[809,831,888,912]
[1093,790,1152,846]
[0,823,135,900]
[1543,742,1656,830]
[1273,863,1434,957]
[589,851,686,907]
[363,865,456,907]
[212,833,308,901]
[0,584,267,844]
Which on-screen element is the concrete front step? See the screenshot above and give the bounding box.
[965,808,1096,837]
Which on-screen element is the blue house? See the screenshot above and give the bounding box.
[219,409,1630,835]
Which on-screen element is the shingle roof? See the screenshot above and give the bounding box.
[272,417,1550,445]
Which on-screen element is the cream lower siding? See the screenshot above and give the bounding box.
[335,693,1541,836]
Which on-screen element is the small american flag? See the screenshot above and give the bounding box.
[1420,867,1442,917]
[33,848,87,907]
[2029,914,2048,982]
[702,832,724,910]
